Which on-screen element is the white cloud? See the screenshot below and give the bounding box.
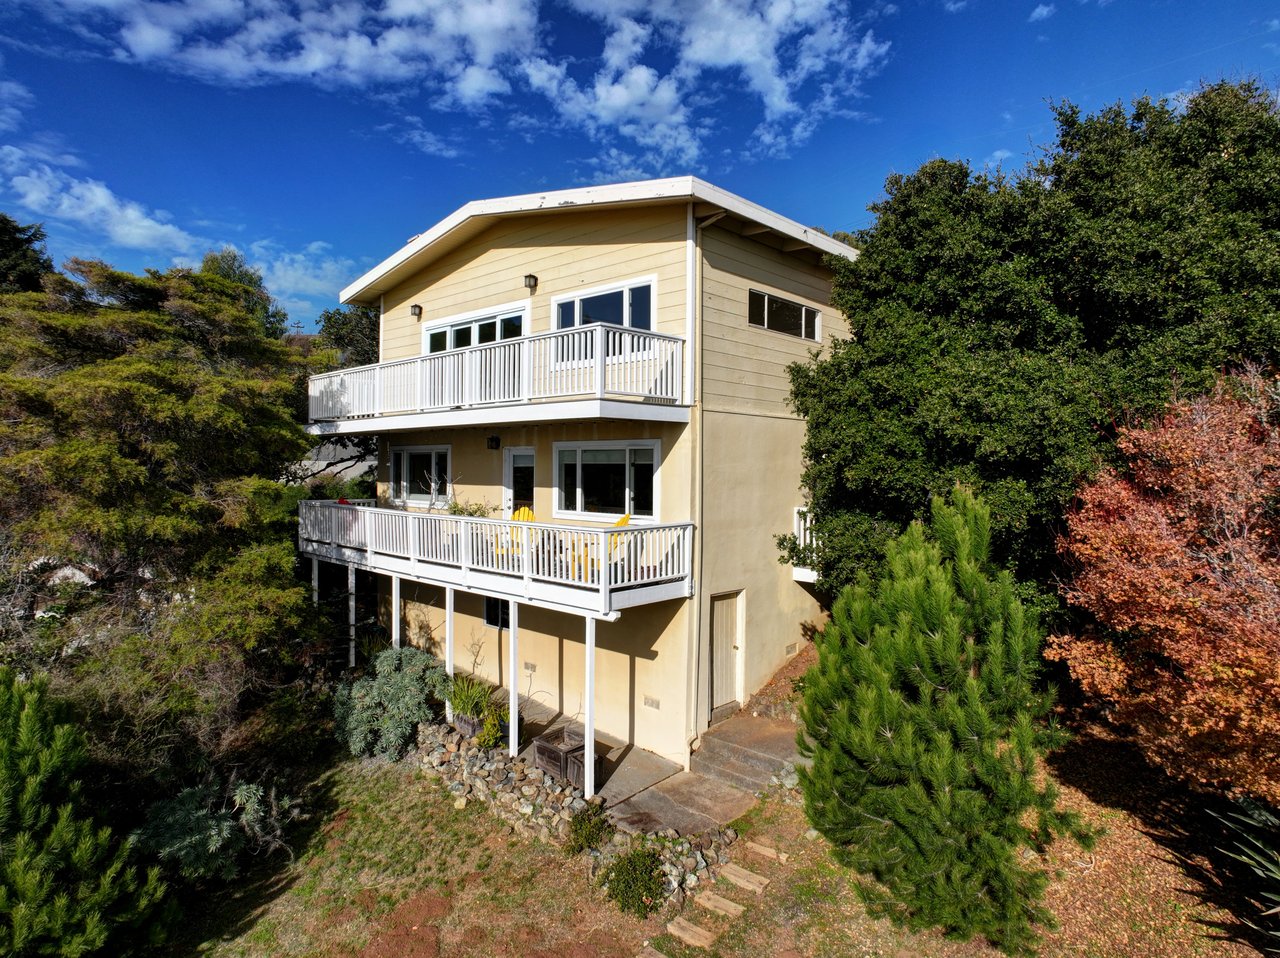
[249,239,356,301]
[1029,4,1055,22]
[985,148,1013,167]
[392,117,462,158]
[18,0,891,173]
[1,146,201,252]
[0,79,35,133]
[944,1,968,11]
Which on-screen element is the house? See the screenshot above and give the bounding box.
[298,177,853,795]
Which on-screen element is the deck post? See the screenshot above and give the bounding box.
[509,602,520,758]
[444,587,455,722]
[347,564,356,669]
[584,616,596,799]
[390,575,401,649]
[311,557,319,606]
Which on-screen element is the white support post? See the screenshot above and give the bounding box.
[390,575,401,650]
[445,587,455,722]
[347,564,356,669]
[508,602,520,758]
[594,324,606,398]
[311,557,319,606]
[584,616,596,799]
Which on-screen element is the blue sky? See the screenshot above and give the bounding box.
[1,0,1277,327]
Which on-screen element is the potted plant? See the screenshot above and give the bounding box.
[447,672,491,738]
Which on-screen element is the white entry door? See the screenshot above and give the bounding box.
[503,446,535,518]
[710,591,743,725]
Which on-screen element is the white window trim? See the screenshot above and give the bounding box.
[747,288,822,342]
[389,444,452,508]
[421,299,529,354]
[550,274,658,331]
[552,439,660,522]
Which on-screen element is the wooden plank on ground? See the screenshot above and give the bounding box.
[720,861,770,894]
[637,948,667,958]
[695,890,746,918]
[745,839,789,864]
[667,917,718,949]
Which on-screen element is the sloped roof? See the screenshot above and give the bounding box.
[341,176,856,305]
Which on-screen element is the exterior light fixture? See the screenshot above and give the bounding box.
[409,304,423,319]
[523,274,538,291]
[486,435,501,450]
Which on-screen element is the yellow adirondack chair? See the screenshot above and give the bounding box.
[574,514,630,582]
[496,507,537,564]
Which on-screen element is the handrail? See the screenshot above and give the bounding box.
[308,324,684,421]
[298,500,693,596]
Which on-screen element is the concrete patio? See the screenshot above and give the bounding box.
[517,699,759,836]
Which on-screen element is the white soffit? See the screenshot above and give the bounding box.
[340,176,856,305]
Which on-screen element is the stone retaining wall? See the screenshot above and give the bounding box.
[414,722,738,904]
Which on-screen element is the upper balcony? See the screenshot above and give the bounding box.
[307,325,687,435]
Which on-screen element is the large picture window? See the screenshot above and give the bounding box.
[423,303,525,355]
[389,446,451,506]
[748,289,819,341]
[554,441,657,519]
[554,279,653,332]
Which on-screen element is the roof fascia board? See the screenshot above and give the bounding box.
[341,176,854,304]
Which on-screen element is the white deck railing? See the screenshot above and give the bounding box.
[298,500,694,610]
[793,507,818,583]
[309,325,684,422]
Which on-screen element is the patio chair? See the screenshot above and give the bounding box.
[573,514,630,583]
[495,507,537,568]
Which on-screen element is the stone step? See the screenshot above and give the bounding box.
[688,751,772,793]
[695,732,798,777]
[667,917,718,949]
[745,839,789,864]
[720,861,770,895]
[694,890,746,918]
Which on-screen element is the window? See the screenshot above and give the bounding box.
[483,597,510,630]
[389,446,450,506]
[555,280,653,331]
[748,289,819,341]
[424,305,525,354]
[555,441,656,518]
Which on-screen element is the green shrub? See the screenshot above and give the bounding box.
[474,704,507,751]
[603,845,664,917]
[0,668,166,956]
[566,802,614,855]
[447,671,492,720]
[333,648,448,760]
[446,498,496,517]
[135,778,297,883]
[1217,798,1280,946]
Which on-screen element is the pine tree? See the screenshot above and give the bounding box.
[798,487,1091,956]
[0,669,165,956]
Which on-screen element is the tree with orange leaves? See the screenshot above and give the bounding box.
[1047,369,1280,801]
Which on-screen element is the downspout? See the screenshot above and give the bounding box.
[685,202,705,759]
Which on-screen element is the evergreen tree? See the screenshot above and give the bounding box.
[0,669,165,956]
[0,214,54,293]
[798,488,1091,956]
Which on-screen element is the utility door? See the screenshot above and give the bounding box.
[710,591,742,725]
[503,446,535,518]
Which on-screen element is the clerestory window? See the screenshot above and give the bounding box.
[748,289,819,341]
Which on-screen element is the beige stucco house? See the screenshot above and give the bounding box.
[299,177,851,795]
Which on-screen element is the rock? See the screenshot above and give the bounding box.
[805,828,820,841]
[518,802,534,816]
[453,797,467,810]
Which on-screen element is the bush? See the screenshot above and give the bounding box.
[474,702,508,751]
[1217,799,1280,947]
[0,668,166,956]
[134,778,297,883]
[333,648,448,760]
[566,802,614,855]
[603,845,664,917]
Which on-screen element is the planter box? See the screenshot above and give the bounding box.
[566,747,604,792]
[453,713,483,739]
[533,728,584,780]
